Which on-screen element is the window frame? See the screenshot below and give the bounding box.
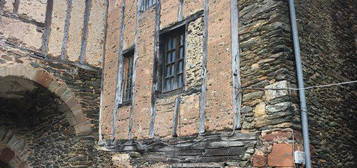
[140,0,156,12]
[159,26,186,93]
[121,48,135,105]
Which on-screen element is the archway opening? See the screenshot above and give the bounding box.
[0,161,11,168]
[0,76,77,167]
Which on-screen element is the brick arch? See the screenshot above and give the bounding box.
[0,64,92,136]
[0,128,29,168]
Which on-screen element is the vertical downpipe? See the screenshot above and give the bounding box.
[288,0,312,167]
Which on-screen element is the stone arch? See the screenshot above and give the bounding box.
[0,63,92,136]
[0,128,29,168]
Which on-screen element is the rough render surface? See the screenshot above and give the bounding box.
[85,0,107,66]
[123,0,136,49]
[100,0,122,140]
[0,16,42,50]
[66,0,85,62]
[48,0,66,57]
[160,0,179,28]
[2,0,15,13]
[205,0,234,131]
[17,0,47,23]
[131,7,156,139]
[183,0,203,18]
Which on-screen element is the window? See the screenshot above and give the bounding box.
[160,26,185,92]
[122,49,134,104]
[140,0,156,11]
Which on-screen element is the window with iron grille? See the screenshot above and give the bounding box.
[122,49,134,104]
[160,26,185,92]
[140,0,156,11]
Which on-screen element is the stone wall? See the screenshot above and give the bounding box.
[0,0,113,166]
[0,85,112,168]
[295,0,357,167]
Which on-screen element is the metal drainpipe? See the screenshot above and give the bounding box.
[288,0,312,167]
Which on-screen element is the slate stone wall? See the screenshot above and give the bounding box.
[0,0,113,164]
[295,0,357,167]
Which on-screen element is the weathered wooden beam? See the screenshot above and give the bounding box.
[41,0,53,55]
[129,0,142,140]
[149,0,161,138]
[112,0,126,140]
[230,0,242,129]
[13,0,20,13]
[79,0,92,64]
[172,96,181,137]
[177,0,184,22]
[199,0,209,135]
[98,0,110,144]
[60,0,72,60]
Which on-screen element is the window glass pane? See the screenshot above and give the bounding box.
[166,65,170,77]
[169,37,176,50]
[171,77,176,89]
[178,61,184,73]
[165,79,170,91]
[168,39,172,50]
[180,35,184,45]
[171,51,176,62]
[166,52,171,63]
[178,74,183,88]
[169,65,175,77]
[179,47,184,59]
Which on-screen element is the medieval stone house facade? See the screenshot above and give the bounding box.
[0,0,356,168]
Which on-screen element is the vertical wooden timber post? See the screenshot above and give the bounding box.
[60,0,73,60]
[128,0,142,140]
[149,0,161,138]
[41,0,54,55]
[98,0,110,144]
[199,0,209,135]
[79,0,93,64]
[112,0,126,142]
[172,96,181,137]
[230,0,242,130]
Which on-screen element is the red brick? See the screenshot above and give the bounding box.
[268,144,294,167]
